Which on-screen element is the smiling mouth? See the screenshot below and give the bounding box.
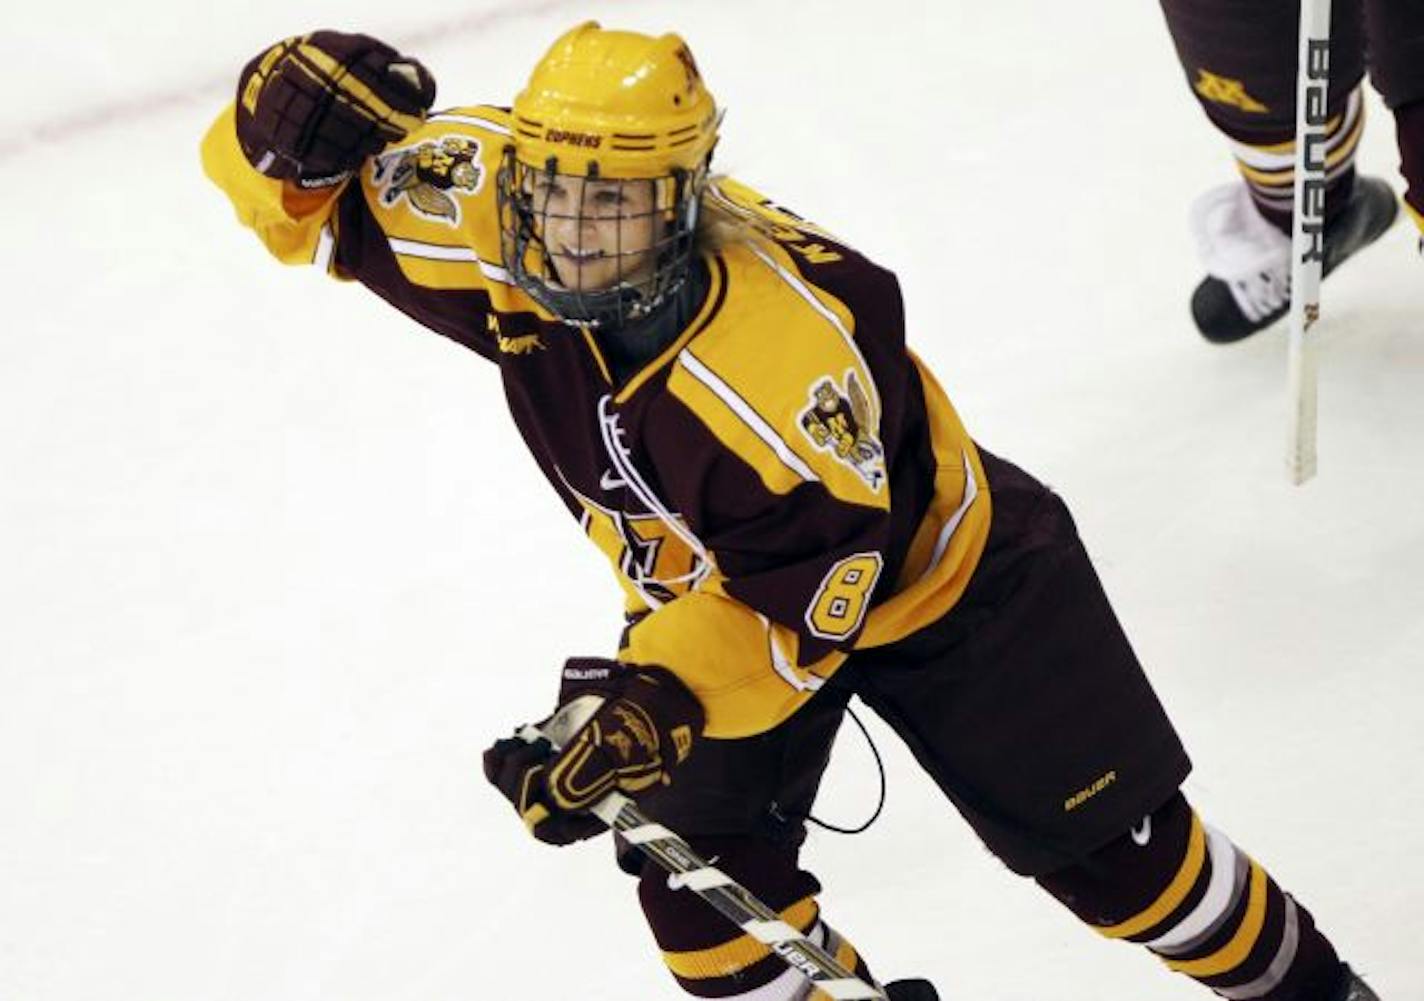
[559,246,607,263]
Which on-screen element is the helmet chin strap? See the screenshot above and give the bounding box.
[543,281,654,330]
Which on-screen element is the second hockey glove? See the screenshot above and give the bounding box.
[482,659,704,846]
[235,31,436,187]
[481,735,606,845]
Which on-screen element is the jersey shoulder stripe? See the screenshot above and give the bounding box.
[425,106,514,137]
[669,346,819,495]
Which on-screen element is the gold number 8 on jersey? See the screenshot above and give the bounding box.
[804,552,883,640]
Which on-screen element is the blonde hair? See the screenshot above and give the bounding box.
[693,174,760,255]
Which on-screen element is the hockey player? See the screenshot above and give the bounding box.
[202,25,1383,1001]
[1158,0,1423,342]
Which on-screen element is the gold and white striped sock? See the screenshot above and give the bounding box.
[1229,86,1365,231]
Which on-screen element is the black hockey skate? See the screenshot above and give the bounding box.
[1189,176,1399,344]
[1331,964,1381,1001]
[885,979,939,1001]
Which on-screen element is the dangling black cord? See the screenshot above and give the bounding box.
[773,703,887,836]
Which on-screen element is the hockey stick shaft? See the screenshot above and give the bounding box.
[521,698,887,1000]
[1286,0,1332,484]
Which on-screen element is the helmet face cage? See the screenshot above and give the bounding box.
[497,148,702,329]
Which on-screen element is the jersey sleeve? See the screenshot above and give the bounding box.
[201,101,531,361]
[618,590,847,739]
[680,415,893,669]
[707,486,891,660]
[201,103,344,266]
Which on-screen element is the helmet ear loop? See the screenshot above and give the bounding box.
[614,176,626,326]
[500,149,543,297]
[626,180,670,319]
[495,150,515,284]
[655,173,681,306]
[650,169,693,308]
[573,172,590,324]
[538,156,559,293]
[673,167,691,282]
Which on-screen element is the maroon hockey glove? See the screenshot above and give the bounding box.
[481,735,606,846]
[482,659,704,846]
[234,31,435,187]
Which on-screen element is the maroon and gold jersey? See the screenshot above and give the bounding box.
[202,103,993,738]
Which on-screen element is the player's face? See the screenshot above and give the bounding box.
[528,174,660,292]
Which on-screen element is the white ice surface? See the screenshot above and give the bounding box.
[1,2,1421,999]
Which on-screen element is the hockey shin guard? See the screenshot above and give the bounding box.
[1037,793,1344,1000]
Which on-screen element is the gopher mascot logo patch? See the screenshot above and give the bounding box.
[372,135,484,225]
[799,371,885,490]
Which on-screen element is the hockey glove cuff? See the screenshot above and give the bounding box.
[235,31,436,187]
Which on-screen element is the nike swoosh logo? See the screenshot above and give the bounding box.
[1131,816,1153,846]
[600,470,625,491]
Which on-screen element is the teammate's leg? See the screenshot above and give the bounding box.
[1363,0,1424,239]
[1160,0,1365,230]
[1037,792,1369,1000]
[1156,0,1395,341]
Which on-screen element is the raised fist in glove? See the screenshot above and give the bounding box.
[482,658,704,846]
[235,31,436,186]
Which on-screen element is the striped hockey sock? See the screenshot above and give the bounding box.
[1039,793,1344,1000]
[1227,86,1365,234]
[658,905,874,1000]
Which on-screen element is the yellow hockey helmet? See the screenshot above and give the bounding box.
[510,21,718,179]
[497,23,720,328]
